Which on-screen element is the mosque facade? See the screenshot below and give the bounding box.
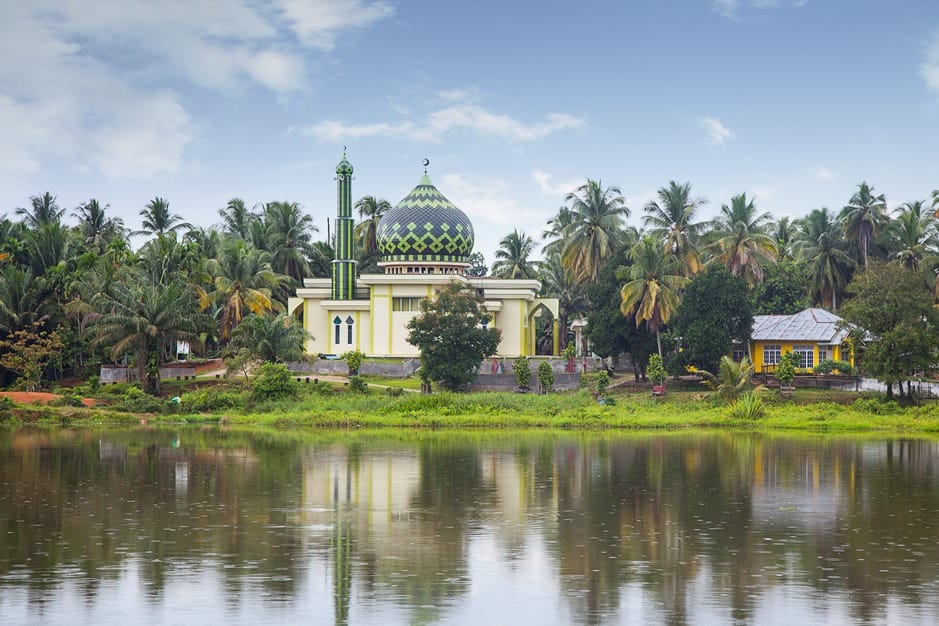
[288,154,560,358]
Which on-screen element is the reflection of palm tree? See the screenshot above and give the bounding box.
[619,238,689,357]
[561,180,630,285]
[643,181,708,276]
[491,229,539,279]
[841,181,887,269]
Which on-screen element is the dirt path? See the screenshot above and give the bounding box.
[0,391,95,406]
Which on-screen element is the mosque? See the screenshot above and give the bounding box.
[288,153,560,358]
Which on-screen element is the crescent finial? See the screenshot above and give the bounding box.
[422,158,430,168]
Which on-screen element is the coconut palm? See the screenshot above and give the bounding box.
[90,272,210,394]
[560,180,630,285]
[0,265,55,335]
[72,199,124,252]
[218,198,259,242]
[207,239,287,341]
[541,205,576,259]
[354,196,391,255]
[539,251,588,342]
[619,237,689,357]
[841,182,887,269]
[136,197,191,237]
[886,200,937,270]
[491,230,540,279]
[260,201,318,284]
[717,193,772,232]
[228,312,311,364]
[16,192,65,228]
[643,181,708,276]
[709,221,778,287]
[797,208,855,311]
[770,216,797,261]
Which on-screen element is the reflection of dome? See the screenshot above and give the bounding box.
[377,173,474,272]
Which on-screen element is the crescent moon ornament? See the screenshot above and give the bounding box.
[422,158,430,167]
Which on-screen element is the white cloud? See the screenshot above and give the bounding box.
[0,0,394,180]
[298,103,584,143]
[813,165,835,181]
[439,173,546,227]
[700,116,735,146]
[921,32,939,94]
[532,170,582,197]
[712,0,808,18]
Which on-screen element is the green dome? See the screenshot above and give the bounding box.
[336,153,353,176]
[377,174,474,264]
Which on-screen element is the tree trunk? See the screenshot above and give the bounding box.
[886,382,893,400]
[655,330,662,358]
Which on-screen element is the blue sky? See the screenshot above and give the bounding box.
[3,0,939,263]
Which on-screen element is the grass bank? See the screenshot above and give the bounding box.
[6,383,939,435]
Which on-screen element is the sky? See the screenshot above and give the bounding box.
[3,0,939,264]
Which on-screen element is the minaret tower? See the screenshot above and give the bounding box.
[331,150,356,300]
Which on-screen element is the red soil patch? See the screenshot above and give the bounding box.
[0,391,95,406]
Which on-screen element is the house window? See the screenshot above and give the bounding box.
[392,297,423,312]
[732,346,746,363]
[793,344,814,369]
[818,347,830,363]
[333,316,342,345]
[763,344,782,366]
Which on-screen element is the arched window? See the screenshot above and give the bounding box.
[346,316,355,345]
[333,316,342,345]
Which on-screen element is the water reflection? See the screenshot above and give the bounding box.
[1,429,939,624]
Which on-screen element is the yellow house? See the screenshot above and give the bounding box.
[747,308,853,373]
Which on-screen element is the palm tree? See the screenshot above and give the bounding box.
[207,239,287,341]
[770,216,797,261]
[260,201,318,284]
[841,182,887,269]
[541,205,575,260]
[354,196,391,255]
[218,198,259,241]
[539,251,588,343]
[136,197,191,237]
[619,237,689,357]
[797,208,855,311]
[643,181,708,276]
[886,200,937,270]
[709,221,778,287]
[72,199,124,252]
[228,313,311,364]
[16,192,65,228]
[0,265,55,336]
[491,230,540,279]
[90,273,210,394]
[560,180,630,285]
[716,193,772,232]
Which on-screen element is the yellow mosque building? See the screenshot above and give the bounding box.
[288,154,560,358]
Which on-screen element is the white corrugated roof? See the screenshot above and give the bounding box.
[751,308,850,344]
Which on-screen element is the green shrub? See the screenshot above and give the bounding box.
[647,354,666,385]
[537,361,555,395]
[87,375,100,393]
[342,350,366,376]
[815,359,855,375]
[52,393,84,408]
[852,397,900,414]
[252,363,298,400]
[513,357,531,390]
[348,375,369,394]
[595,371,610,397]
[776,352,796,388]
[178,388,247,413]
[385,386,404,398]
[728,392,765,419]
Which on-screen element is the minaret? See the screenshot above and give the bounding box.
[331,150,356,300]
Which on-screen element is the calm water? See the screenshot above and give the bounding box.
[2,429,939,625]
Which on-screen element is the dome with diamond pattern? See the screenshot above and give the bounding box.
[377,173,474,266]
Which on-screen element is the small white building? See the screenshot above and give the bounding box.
[288,154,559,358]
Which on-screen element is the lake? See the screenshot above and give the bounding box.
[2,428,938,625]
